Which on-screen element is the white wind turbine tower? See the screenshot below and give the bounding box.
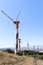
[1,10,21,54]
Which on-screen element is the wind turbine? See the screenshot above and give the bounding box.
[1,10,20,54]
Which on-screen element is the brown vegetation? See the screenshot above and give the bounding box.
[0,51,43,65]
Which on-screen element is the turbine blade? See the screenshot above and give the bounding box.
[1,10,14,22]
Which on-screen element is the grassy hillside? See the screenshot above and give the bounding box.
[0,51,43,65]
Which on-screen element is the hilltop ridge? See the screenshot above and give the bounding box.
[0,51,43,65]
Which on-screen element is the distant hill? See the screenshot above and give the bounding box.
[0,48,14,51]
[0,45,43,53]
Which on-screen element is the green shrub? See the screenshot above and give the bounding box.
[5,48,14,53]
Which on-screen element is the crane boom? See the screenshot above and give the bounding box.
[1,10,14,22]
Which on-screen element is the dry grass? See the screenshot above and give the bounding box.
[0,51,43,65]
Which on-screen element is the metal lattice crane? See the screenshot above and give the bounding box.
[1,10,20,54]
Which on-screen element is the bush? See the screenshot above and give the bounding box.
[39,56,43,60]
[5,48,14,53]
[18,51,24,56]
[18,50,39,56]
[39,53,43,55]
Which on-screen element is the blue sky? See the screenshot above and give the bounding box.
[0,0,43,48]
